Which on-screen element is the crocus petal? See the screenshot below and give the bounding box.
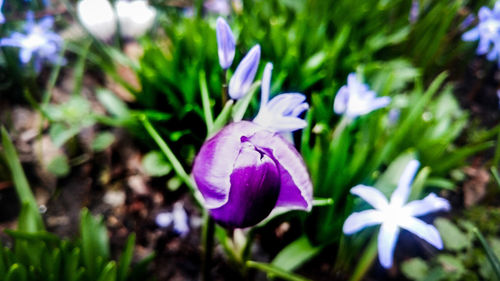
[38,17,54,30]
[266,94,307,116]
[77,0,117,40]
[378,222,400,269]
[462,27,480,41]
[343,209,384,234]
[216,17,236,69]
[254,93,309,133]
[402,193,450,217]
[260,62,273,106]
[192,121,260,209]
[495,2,500,17]
[398,216,443,249]
[116,0,156,38]
[333,86,349,114]
[248,127,313,210]
[390,160,420,207]
[228,45,261,100]
[210,141,281,228]
[19,48,33,63]
[479,7,493,21]
[350,185,389,210]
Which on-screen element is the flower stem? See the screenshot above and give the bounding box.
[139,115,203,206]
[199,70,214,132]
[222,69,228,107]
[202,213,215,281]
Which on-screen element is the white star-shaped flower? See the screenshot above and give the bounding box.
[343,160,450,268]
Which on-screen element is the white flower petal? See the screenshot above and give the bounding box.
[343,209,383,235]
[377,222,400,269]
[390,160,420,207]
[403,193,450,217]
[398,216,443,249]
[351,185,389,210]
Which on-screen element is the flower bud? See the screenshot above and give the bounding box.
[115,0,156,38]
[216,17,235,69]
[192,121,313,228]
[228,45,260,100]
[77,0,117,41]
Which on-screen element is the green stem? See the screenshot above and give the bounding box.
[202,213,215,281]
[199,70,214,132]
[139,115,202,206]
[222,69,228,106]
[349,235,377,281]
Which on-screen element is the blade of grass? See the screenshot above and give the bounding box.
[199,70,214,132]
[139,115,203,206]
[1,128,41,221]
[473,227,500,279]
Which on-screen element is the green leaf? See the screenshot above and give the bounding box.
[434,218,470,251]
[97,262,117,281]
[117,234,135,281]
[473,227,500,279]
[1,129,43,231]
[47,155,70,177]
[5,264,27,281]
[437,254,465,277]
[401,258,430,281]
[272,235,323,272]
[97,89,131,119]
[231,81,261,122]
[142,151,172,177]
[80,208,110,279]
[92,132,116,152]
[246,260,311,281]
[209,100,234,137]
[49,124,80,147]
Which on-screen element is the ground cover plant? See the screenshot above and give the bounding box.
[1,0,500,280]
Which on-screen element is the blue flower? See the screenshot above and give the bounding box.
[333,73,391,119]
[0,0,5,24]
[253,63,309,132]
[343,160,450,269]
[155,202,190,237]
[0,12,63,70]
[216,17,235,69]
[228,44,261,100]
[462,2,500,63]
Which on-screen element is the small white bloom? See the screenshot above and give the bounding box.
[115,0,156,38]
[77,0,117,40]
[253,62,309,133]
[155,202,190,237]
[343,160,450,268]
[334,73,391,119]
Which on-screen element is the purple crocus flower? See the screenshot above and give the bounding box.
[462,2,500,63]
[192,121,313,228]
[343,160,450,269]
[253,63,309,132]
[0,12,62,70]
[228,44,261,100]
[216,17,235,69]
[333,73,391,119]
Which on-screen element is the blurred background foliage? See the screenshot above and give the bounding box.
[1,0,500,279]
